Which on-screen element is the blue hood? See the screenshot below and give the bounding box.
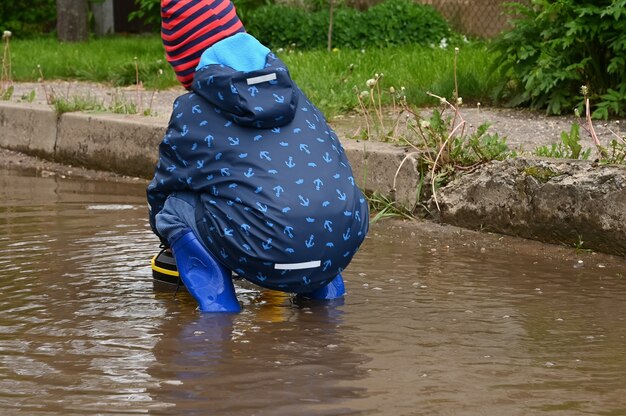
[191,34,298,129]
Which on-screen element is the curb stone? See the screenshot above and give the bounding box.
[431,158,626,257]
[0,102,58,156]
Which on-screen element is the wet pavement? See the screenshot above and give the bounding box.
[1,166,626,415]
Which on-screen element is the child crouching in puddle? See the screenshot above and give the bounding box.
[147,0,369,312]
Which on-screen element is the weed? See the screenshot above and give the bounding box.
[20,89,35,103]
[1,31,12,97]
[353,73,407,141]
[578,86,608,159]
[559,86,626,165]
[604,139,626,165]
[523,166,559,183]
[594,111,626,165]
[535,122,591,160]
[37,64,54,105]
[109,90,139,115]
[1,85,13,101]
[355,47,512,214]
[134,57,141,112]
[34,61,157,117]
[574,234,593,253]
[575,234,584,250]
[367,191,416,224]
[402,93,511,210]
[53,94,105,114]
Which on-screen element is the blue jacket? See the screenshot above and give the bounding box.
[147,45,369,292]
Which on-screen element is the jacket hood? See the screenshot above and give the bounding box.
[192,53,298,129]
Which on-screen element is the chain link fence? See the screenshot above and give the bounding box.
[414,0,530,38]
[279,0,531,39]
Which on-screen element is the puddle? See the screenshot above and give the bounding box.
[1,167,626,415]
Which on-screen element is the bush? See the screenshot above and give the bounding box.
[245,4,327,48]
[491,0,626,119]
[130,0,268,28]
[246,0,451,50]
[130,0,161,28]
[0,1,56,37]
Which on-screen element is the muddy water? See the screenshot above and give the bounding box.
[1,167,626,416]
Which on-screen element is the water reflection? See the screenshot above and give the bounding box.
[1,167,626,415]
[148,289,366,416]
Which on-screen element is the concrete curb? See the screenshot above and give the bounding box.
[0,102,58,156]
[433,158,626,256]
[1,101,625,258]
[0,101,424,202]
[0,103,166,178]
[56,112,165,178]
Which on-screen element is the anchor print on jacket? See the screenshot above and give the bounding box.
[147,53,369,293]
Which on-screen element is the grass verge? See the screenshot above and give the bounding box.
[7,35,501,117]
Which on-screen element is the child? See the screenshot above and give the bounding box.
[147,0,369,312]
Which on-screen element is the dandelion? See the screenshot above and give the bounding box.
[574,108,580,118]
[366,79,376,88]
[580,85,588,96]
[332,47,340,53]
[456,97,463,106]
[2,31,12,88]
[399,86,407,100]
[359,90,370,99]
[439,38,448,49]
[454,47,459,55]
[389,86,395,94]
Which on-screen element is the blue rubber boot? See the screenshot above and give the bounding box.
[301,273,346,300]
[171,230,241,313]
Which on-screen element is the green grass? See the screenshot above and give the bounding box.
[283,43,500,117]
[10,35,177,89]
[8,35,501,117]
